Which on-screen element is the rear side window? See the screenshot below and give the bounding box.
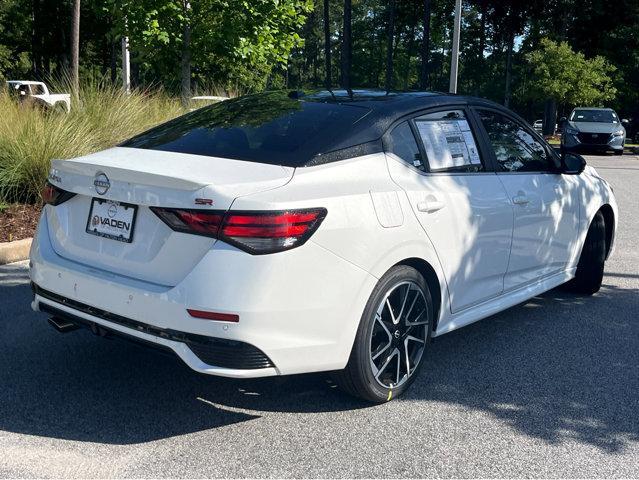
[31,84,45,95]
[413,110,484,173]
[122,92,370,167]
[387,122,425,171]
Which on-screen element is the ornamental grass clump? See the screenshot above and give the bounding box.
[0,79,183,203]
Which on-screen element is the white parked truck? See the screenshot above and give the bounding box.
[6,80,71,112]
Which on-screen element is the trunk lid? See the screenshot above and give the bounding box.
[46,147,294,286]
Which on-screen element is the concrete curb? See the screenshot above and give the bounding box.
[0,238,32,265]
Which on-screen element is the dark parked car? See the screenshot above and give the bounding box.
[561,107,625,155]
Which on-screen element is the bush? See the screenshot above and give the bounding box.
[0,80,184,203]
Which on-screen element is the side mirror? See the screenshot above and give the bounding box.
[622,118,629,125]
[561,152,586,175]
[559,116,567,123]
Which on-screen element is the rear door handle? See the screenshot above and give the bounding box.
[417,199,445,213]
[512,195,529,205]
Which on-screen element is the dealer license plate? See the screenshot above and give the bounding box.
[86,198,137,243]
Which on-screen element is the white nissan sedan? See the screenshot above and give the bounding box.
[30,90,618,403]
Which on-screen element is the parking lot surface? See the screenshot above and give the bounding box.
[1,154,637,478]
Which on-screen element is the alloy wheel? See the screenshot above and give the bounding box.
[368,281,429,389]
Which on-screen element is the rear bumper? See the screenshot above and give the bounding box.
[29,212,377,378]
[34,283,276,371]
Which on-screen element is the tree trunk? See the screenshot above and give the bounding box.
[419,0,431,90]
[110,35,117,84]
[323,0,332,89]
[474,0,486,95]
[341,0,352,93]
[543,99,557,136]
[404,20,417,90]
[31,0,41,77]
[70,0,80,94]
[504,29,514,108]
[384,0,396,92]
[180,1,192,106]
[130,57,139,88]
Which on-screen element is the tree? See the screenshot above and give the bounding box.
[526,38,616,133]
[384,0,395,91]
[419,0,431,89]
[323,0,331,89]
[180,0,191,105]
[341,0,352,91]
[71,0,80,93]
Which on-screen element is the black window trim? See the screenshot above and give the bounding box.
[470,105,562,175]
[382,104,499,176]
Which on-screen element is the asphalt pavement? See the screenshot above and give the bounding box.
[1,154,637,478]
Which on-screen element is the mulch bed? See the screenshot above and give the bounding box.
[0,204,42,243]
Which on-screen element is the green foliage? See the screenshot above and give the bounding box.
[0,0,638,126]
[105,0,312,91]
[0,45,11,81]
[526,38,616,108]
[0,81,184,203]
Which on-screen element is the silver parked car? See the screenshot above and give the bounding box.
[561,107,625,155]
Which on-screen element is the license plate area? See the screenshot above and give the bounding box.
[86,198,138,243]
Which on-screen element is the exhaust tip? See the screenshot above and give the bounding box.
[48,316,80,334]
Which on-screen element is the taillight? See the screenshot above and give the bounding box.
[151,207,327,254]
[42,182,76,206]
[150,208,224,237]
[221,210,326,254]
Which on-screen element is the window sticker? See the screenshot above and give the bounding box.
[415,119,481,170]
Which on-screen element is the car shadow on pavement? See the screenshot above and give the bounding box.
[408,281,639,454]
[0,268,637,450]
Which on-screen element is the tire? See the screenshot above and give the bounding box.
[333,265,433,403]
[565,211,606,295]
[53,102,69,114]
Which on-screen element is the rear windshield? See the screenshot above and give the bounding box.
[570,109,618,123]
[121,91,370,167]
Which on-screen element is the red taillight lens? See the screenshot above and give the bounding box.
[150,208,224,237]
[220,210,326,254]
[151,207,327,254]
[42,182,75,206]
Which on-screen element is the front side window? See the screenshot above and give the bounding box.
[477,110,554,173]
[413,110,483,173]
[387,122,424,171]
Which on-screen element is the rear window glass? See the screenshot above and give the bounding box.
[121,92,370,167]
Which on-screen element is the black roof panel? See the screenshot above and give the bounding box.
[121,89,504,167]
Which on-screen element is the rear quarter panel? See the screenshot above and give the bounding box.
[231,153,449,331]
